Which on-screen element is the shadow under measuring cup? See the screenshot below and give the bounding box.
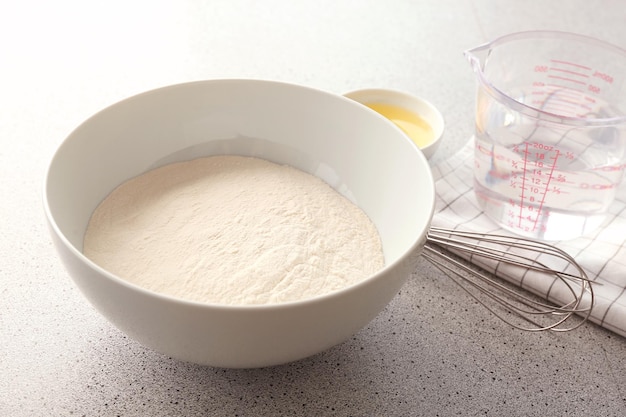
[465,30,626,241]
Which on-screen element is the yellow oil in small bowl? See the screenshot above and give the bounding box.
[365,102,434,149]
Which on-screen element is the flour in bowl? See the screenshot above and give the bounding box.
[83,155,384,305]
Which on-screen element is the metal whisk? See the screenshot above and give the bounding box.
[422,226,595,332]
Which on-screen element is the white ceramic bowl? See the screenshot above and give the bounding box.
[344,88,445,159]
[44,79,435,368]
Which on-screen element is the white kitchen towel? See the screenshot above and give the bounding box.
[431,138,626,337]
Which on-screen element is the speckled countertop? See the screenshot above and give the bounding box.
[2,1,625,415]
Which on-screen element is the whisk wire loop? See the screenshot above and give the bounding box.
[423,227,594,332]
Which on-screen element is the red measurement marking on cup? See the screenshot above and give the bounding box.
[548,60,591,85]
[518,143,565,232]
[545,85,585,96]
[550,67,590,78]
[534,61,600,117]
[550,59,592,71]
[547,75,587,85]
[546,84,586,94]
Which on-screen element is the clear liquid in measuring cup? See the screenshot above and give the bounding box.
[474,120,624,240]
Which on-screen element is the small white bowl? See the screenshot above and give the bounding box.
[44,79,435,368]
[344,88,444,159]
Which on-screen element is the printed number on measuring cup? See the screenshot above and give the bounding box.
[592,71,614,84]
[588,84,601,94]
[532,143,553,151]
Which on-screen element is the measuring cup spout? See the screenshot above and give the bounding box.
[464,42,491,75]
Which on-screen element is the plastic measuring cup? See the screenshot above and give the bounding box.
[465,31,626,240]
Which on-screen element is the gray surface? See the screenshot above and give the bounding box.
[2,0,625,415]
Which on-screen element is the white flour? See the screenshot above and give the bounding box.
[83,155,384,305]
